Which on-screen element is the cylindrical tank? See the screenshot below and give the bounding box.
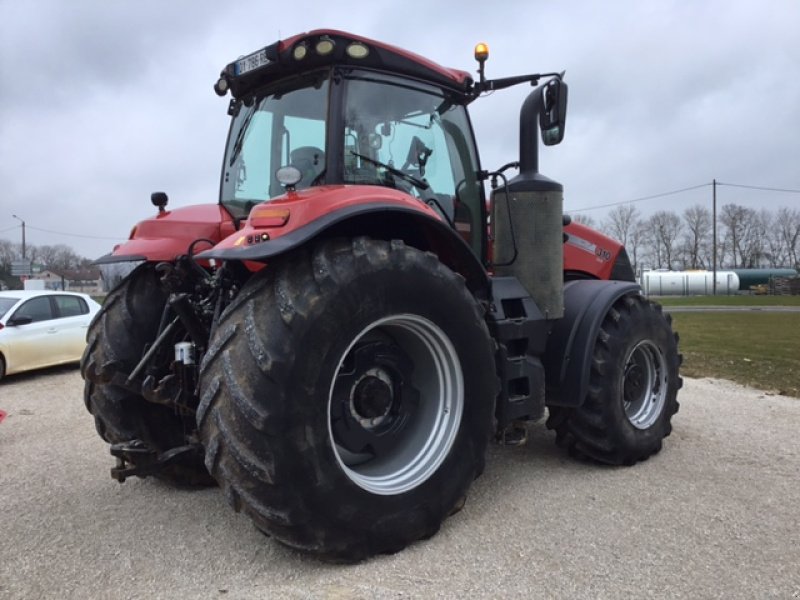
[731,268,798,290]
[492,187,564,318]
[639,270,740,296]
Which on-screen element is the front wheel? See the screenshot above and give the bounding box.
[547,294,682,465]
[81,264,213,486]
[198,238,496,561]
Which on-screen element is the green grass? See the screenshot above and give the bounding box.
[656,295,800,306]
[669,311,800,397]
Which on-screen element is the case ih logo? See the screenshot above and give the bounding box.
[566,234,611,262]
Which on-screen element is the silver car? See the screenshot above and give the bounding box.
[0,291,101,381]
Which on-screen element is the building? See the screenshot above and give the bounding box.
[30,268,104,295]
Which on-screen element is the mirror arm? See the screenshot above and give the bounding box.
[472,71,562,96]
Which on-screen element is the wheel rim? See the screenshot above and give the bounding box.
[621,340,668,430]
[328,314,463,495]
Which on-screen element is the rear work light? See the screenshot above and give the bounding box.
[250,207,290,228]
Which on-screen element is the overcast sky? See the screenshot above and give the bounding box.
[1,0,798,259]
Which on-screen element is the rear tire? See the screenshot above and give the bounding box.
[81,264,213,487]
[547,294,681,465]
[197,238,496,561]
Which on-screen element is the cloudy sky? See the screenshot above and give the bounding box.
[1,0,798,259]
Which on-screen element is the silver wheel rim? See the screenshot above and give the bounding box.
[621,339,668,430]
[327,314,463,495]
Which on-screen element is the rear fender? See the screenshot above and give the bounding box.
[199,203,490,297]
[543,279,641,407]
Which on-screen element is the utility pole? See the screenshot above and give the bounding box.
[12,214,26,259]
[712,179,717,295]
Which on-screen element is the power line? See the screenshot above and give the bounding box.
[0,225,19,234]
[26,225,123,241]
[716,182,800,194]
[571,180,800,214]
[571,183,711,213]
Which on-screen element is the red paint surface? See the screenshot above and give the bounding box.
[111,204,237,261]
[563,221,625,280]
[214,185,440,251]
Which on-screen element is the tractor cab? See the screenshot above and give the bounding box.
[215,30,486,257]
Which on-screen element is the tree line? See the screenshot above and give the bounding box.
[574,203,800,274]
[0,240,94,278]
[3,203,799,285]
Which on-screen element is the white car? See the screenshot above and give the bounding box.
[0,290,102,381]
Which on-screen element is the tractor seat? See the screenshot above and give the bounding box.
[290,146,325,185]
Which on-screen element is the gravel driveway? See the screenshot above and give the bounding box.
[1,368,798,599]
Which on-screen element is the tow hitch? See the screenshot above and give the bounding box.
[109,440,203,483]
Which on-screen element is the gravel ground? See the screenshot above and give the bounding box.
[1,367,798,599]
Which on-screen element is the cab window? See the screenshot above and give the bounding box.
[221,77,329,218]
[343,74,484,256]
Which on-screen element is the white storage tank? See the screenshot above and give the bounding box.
[639,270,740,296]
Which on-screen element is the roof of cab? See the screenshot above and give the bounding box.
[220,29,474,99]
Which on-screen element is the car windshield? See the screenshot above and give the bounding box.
[220,74,329,219]
[0,297,17,319]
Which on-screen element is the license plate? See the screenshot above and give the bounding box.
[235,48,270,76]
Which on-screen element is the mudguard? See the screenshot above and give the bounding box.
[198,200,490,295]
[543,279,641,407]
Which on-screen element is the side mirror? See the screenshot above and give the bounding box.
[540,79,568,146]
[8,316,33,326]
[151,192,169,213]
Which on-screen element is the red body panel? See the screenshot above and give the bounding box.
[214,185,441,252]
[112,204,237,261]
[283,29,472,86]
[563,221,624,280]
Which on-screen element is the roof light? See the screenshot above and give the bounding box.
[346,42,369,59]
[214,77,229,96]
[474,42,489,62]
[315,36,335,56]
[293,43,308,60]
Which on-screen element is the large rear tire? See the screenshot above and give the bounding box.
[197,238,496,561]
[81,264,213,486]
[547,294,681,465]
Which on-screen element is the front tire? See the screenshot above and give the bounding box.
[81,264,213,486]
[547,294,681,465]
[198,238,496,561]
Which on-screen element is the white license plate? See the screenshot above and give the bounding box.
[235,49,270,75]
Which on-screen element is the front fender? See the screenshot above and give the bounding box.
[543,279,641,407]
[96,204,236,264]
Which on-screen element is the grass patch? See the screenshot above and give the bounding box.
[669,312,800,397]
[656,295,800,306]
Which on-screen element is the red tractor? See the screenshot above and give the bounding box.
[82,30,681,561]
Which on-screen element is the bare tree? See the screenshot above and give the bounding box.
[776,206,800,268]
[571,213,597,228]
[719,203,768,268]
[648,211,682,269]
[0,238,16,270]
[627,219,650,275]
[603,204,640,248]
[680,204,712,269]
